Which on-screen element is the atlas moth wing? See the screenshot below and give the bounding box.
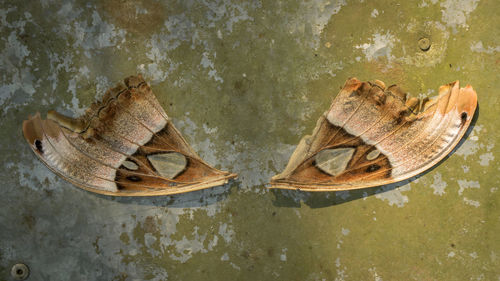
[22,75,237,196]
[270,78,477,191]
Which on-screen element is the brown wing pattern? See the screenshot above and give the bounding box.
[23,75,236,196]
[270,78,477,191]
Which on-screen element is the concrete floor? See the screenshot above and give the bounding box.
[1,0,499,280]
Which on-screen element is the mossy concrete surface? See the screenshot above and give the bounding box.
[0,0,499,280]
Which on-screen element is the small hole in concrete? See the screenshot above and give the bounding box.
[418,37,431,52]
[11,263,29,280]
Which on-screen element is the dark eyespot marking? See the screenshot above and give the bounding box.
[461,112,468,124]
[34,139,43,153]
[126,175,142,182]
[366,164,381,173]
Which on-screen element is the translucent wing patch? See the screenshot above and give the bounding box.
[270,78,477,191]
[23,75,236,196]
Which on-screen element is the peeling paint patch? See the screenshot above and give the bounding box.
[341,228,350,236]
[196,138,219,167]
[462,165,470,173]
[201,0,259,33]
[280,248,287,261]
[94,75,111,100]
[144,233,157,248]
[456,125,483,159]
[285,0,346,49]
[228,141,295,189]
[148,268,168,281]
[440,0,480,31]
[218,222,234,243]
[69,10,127,58]
[201,52,224,83]
[375,184,410,207]
[0,10,38,114]
[456,139,480,159]
[176,116,295,189]
[430,172,447,195]
[369,267,384,281]
[307,0,346,39]
[335,257,347,280]
[207,234,218,251]
[458,180,480,195]
[7,158,60,192]
[139,13,192,83]
[419,0,439,8]
[169,227,208,263]
[479,152,494,166]
[355,32,397,62]
[220,1,253,33]
[463,197,480,207]
[230,262,241,270]
[470,41,500,54]
[174,117,217,166]
[66,77,82,113]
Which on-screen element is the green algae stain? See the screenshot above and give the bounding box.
[120,232,130,246]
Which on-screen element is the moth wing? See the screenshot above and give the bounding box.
[270,78,477,191]
[23,75,236,196]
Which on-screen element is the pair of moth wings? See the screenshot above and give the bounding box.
[23,75,477,196]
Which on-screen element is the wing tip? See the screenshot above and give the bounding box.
[343,77,362,91]
[438,80,458,97]
[458,83,478,116]
[124,74,146,88]
[269,78,479,192]
[22,112,42,146]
